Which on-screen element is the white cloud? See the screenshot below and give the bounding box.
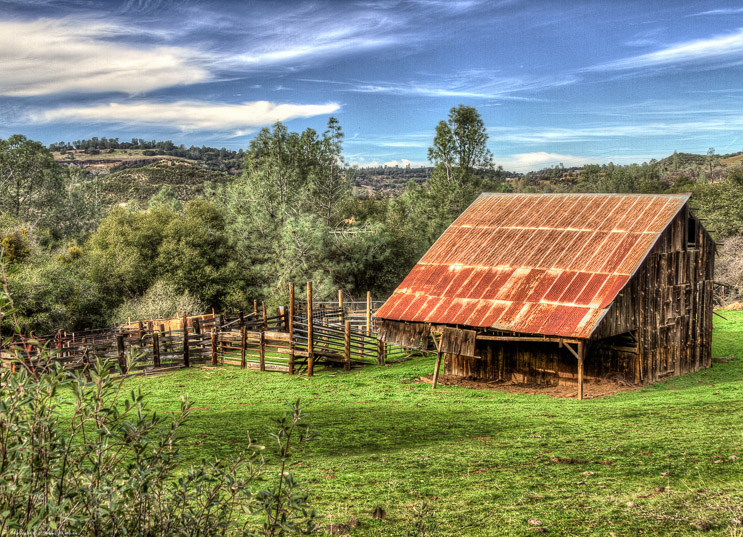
[498,152,590,172]
[587,27,743,71]
[28,100,341,131]
[0,19,210,96]
[498,152,660,173]
[382,158,428,167]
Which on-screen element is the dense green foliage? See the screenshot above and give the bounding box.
[0,359,315,535]
[97,311,743,536]
[2,106,743,334]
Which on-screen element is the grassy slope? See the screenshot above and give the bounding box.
[95,160,232,204]
[122,313,743,536]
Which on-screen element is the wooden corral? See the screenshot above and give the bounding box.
[376,193,715,399]
[1,283,392,377]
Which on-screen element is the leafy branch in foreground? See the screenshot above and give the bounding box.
[0,323,315,535]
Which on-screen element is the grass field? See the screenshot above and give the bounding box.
[118,312,743,536]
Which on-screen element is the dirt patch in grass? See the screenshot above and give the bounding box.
[418,374,638,399]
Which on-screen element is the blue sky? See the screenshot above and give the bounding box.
[1,0,742,172]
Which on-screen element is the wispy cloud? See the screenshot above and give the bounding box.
[0,19,209,96]
[490,116,743,145]
[587,27,743,71]
[690,7,743,16]
[219,6,410,69]
[27,100,340,132]
[350,70,575,99]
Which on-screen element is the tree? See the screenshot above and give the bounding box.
[0,135,64,224]
[426,105,493,229]
[428,105,493,184]
[307,117,351,226]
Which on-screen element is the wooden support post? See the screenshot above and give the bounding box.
[253,300,258,316]
[262,301,268,331]
[241,325,247,369]
[562,340,584,401]
[116,334,126,374]
[219,314,225,330]
[152,332,161,368]
[377,339,385,365]
[289,283,295,375]
[577,342,585,401]
[344,320,351,371]
[182,312,190,367]
[432,350,443,389]
[211,329,218,366]
[338,289,344,322]
[193,318,201,335]
[366,291,372,335]
[282,306,289,331]
[138,321,144,344]
[322,317,327,348]
[259,331,266,372]
[307,281,314,377]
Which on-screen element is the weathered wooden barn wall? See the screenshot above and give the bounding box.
[445,208,715,386]
[445,341,579,385]
[591,208,715,384]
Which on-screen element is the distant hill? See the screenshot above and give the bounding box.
[94,160,233,205]
[656,150,743,170]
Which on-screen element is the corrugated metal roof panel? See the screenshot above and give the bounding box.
[375,193,689,337]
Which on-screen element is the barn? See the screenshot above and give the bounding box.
[375,193,715,399]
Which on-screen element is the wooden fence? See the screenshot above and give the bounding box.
[1,283,407,376]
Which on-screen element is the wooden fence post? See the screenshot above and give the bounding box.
[344,321,351,371]
[338,289,344,323]
[366,291,372,335]
[241,325,247,369]
[193,318,201,334]
[159,324,167,352]
[262,301,268,331]
[307,281,314,377]
[289,283,295,375]
[116,334,126,374]
[153,332,161,368]
[259,331,266,372]
[377,339,385,365]
[138,321,144,345]
[211,329,218,366]
[182,312,190,367]
[253,300,258,316]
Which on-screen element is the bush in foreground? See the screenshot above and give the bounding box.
[0,349,315,536]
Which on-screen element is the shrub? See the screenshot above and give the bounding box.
[0,319,316,535]
[112,279,206,324]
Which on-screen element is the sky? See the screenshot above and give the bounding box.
[1,1,743,172]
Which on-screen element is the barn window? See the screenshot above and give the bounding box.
[687,213,697,248]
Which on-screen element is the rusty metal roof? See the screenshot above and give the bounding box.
[376,193,690,339]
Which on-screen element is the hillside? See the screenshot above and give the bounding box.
[94,159,233,205]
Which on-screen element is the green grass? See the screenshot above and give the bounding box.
[106,312,743,535]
